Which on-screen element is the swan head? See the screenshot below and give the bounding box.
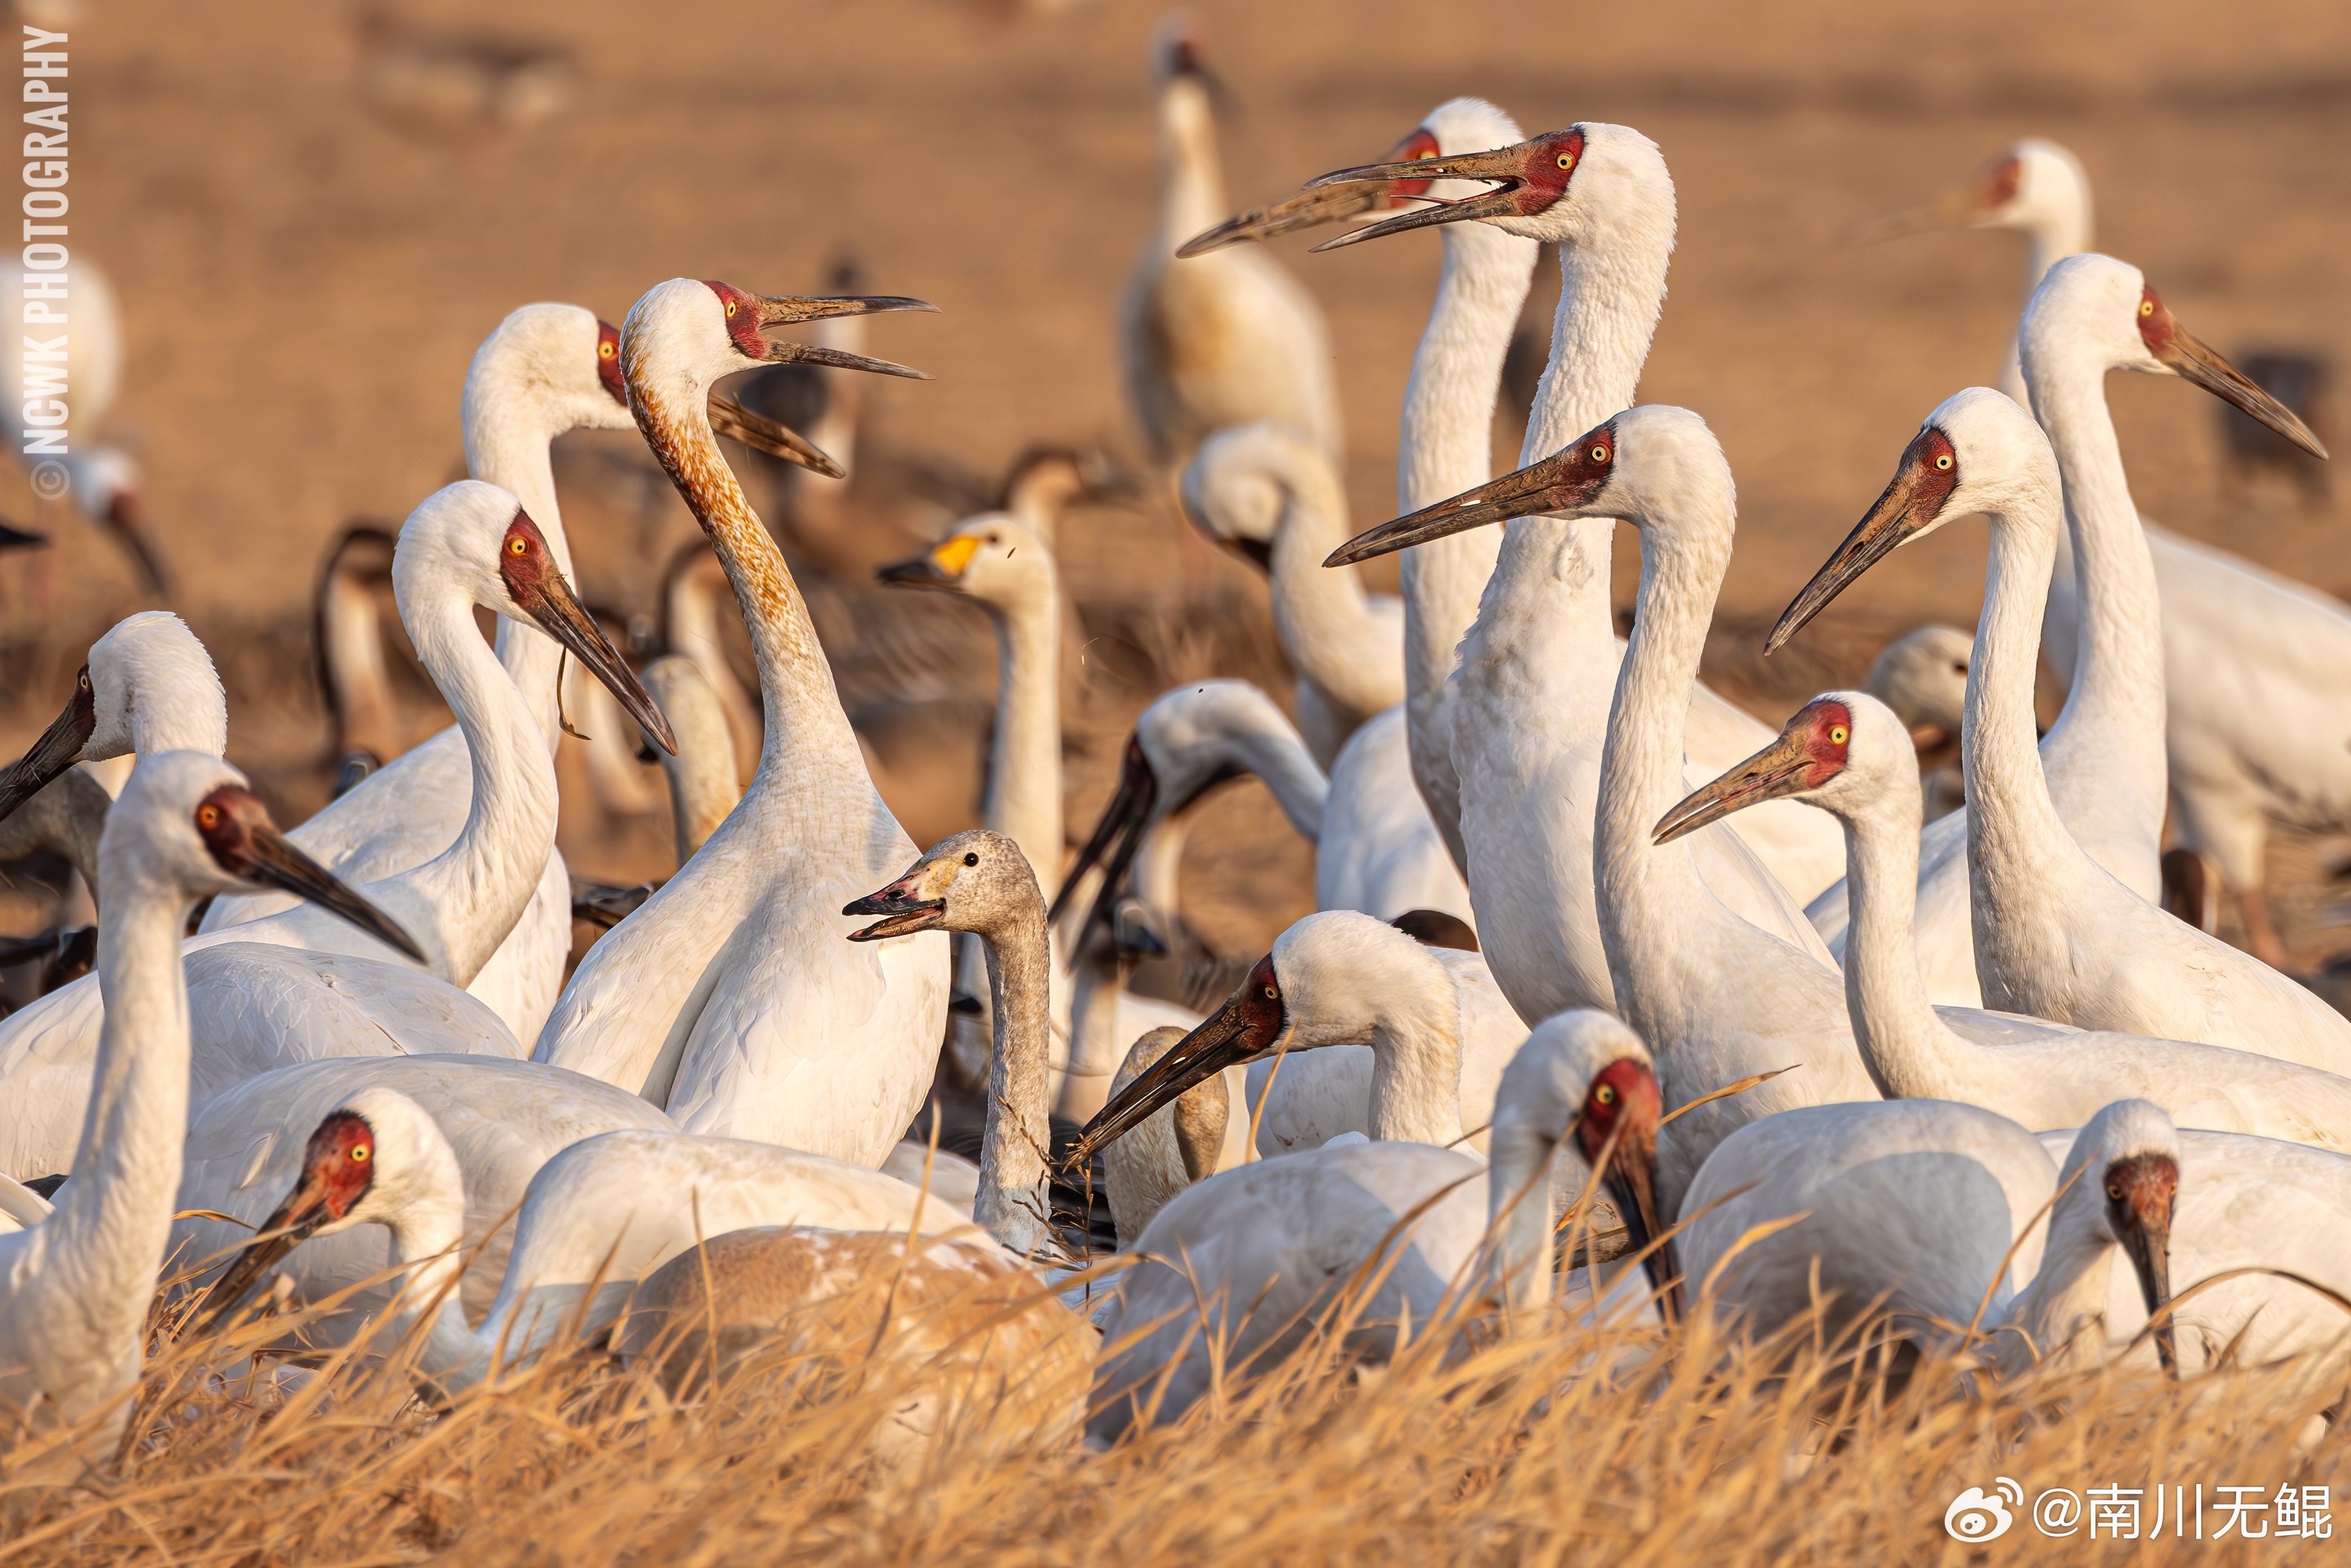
[393,480,677,755]
[845,828,1045,947]
[1861,138,2091,247]
[875,511,1055,612]
[1653,690,1920,844]
[101,750,424,958]
[2023,255,2326,456]
[1324,404,1723,567]
[1766,387,2058,653]
[2055,1099,2181,1375]
[1176,421,1331,572]
[194,1086,464,1336]
[1490,1010,1679,1317]
[1302,121,1672,255]
[1177,96,1526,257]
[617,278,935,405]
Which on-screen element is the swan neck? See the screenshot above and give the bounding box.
[976,901,1055,1254]
[982,576,1064,894]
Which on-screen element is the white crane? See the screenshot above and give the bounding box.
[1306,126,1841,1032]
[1332,405,1876,1211]
[1658,690,2351,1149]
[1121,19,1339,473]
[167,1053,675,1346]
[199,305,662,1043]
[0,482,662,1177]
[1772,388,2351,1072]
[533,278,949,1165]
[1882,140,2347,968]
[0,612,224,826]
[2006,1101,2351,1382]
[1,751,418,1443]
[639,653,741,862]
[201,828,1079,1390]
[1797,255,2325,1004]
[1181,421,1403,768]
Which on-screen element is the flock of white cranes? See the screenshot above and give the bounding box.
[3,20,2350,1465]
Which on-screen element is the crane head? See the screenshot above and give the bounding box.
[1652,697,1858,848]
[2103,1149,2179,1375]
[696,280,938,380]
[194,1108,382,1337]
[2133,282,2328,458]
[1301,128,1587,252]
[595,319,627,407]
[1067,950,1285,1165]
[1575,1055,1681,1321]
[1326,414,1620,566]
[1177,125,1441,259]
[1767,424,1962,653]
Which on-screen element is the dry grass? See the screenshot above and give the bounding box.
[1,1244,2340,1568]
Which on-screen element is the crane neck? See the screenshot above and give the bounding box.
[1995,203,2091,404]
[37,829,198,1380]
[1203,731,1328,848]
[1362,940,1467,1147]
[463,369,580,757]
[1397,219,1538,725]
[1833,771,1997,1102]
[1485,231,1672,667]
[2020,334,2166,835]
[1994,1158,2119,1378]
[1486,1117,1560,1310]
[1595,497,1735,989]
[625,344,872,795]
[972,889,1055,1255]
[396,577,559,984]
[1156,78,1229,254]
[1268,449,1405,722]
[1962,485,2080,952]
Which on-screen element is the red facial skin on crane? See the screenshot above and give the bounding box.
[1380,127,1442,205]
[1901,425,1963,520]
[1976,154,2023,215]
[300,1111,380,1220]
[700,280,769,360]
[1511,129,1587,214]
[595,319,627,406]
[498,509,558,602]
[192,787,277,881]
[1788,698,1856,790]
[2134,283,2181,357]
[1575,1057,1662,1165]
[1238,950,1286,1049]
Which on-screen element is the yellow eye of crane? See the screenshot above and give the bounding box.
[1829,725,1848,745]
[2140,300,2155,316]
[1591,444,1610,464]
[1557,152,1575,169]
[725,299,736,317]
[352,1145,371,1162]
[1934,454,1953,470]
[1263,986,1278,1000]
[599,341,616,358]
[1594,1083,1617,1105]
[2106,1183,2124,1201]
[509,538,528,554]
[196,804,221,828]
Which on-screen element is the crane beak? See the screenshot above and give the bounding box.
[1601,1121,1682,1322]
[234,818,428,965]
[2155,324,2330,460]
[1177,183,1398,258]
[1299,145,1527,252]
[753,294,938,380]
[1070,961,1283,1163]
[1326,437,1615,567]
[1048,734,1158,930]
[0,666,95,823]
[511,569,679,758]
[705,394,846,477]
[192,1168,342,1336]
[2107,1153,2179,1377]
[1654,727,1818,846]
[842,871,946,940]
[1848,183,1979,247]
[1767,447,1948,654]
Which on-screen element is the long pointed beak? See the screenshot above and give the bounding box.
[1177,184,1395,258]
[0,669,94,823]
[241,823,428,964]
[1604,1124,1683,1321]
[754,294,938,380]
[1071,989,1261,1163]
[1048,736,1157,930]
[1766,460,1943,654]
[521,574,679,756]
[191,1170,336,1336]
[842,874,945,941]
[705,394,846,477]
[2119,1205,2178,1377]
[1654,729,1818,846]
[1848,184,1978,247]
[2158,325,2330,459]
[1299,145,1526,252]
[1326,445,1598,567]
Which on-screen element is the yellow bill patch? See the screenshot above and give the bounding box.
[930,534,982,577]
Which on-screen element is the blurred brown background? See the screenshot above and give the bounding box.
[6,0,2347,965]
